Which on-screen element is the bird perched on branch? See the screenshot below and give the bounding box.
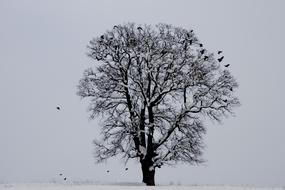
[161,50,168,55]
[218,50,223,54]
[224,64,230,67]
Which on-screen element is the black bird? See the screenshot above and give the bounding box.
[183,44,187,51]
[218,50,223,54]
[200,49,205,54]
[137,26,142,30]
[56,107,60,110]
[100,35,104,39]
[107,170,110,173]
[125,168,128,171]
[230,87,233,91]
[190,30,193,33]
[223,99,228,103]
[64,177,67,181]
[59,173,63,176]
[199,43,203,47]
[204,56,209,61]
[218,56,224,62]
[186,33,190,38]
[161,50,168,55]
[113,25,118,29]
[189,39,193,45]
[224,64,230,67]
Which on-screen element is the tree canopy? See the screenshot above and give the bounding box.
[77,23,240,185]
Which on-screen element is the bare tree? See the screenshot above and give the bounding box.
[77,23,240,186]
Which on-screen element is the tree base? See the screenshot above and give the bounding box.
[141,161,155,186]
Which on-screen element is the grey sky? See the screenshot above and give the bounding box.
[0,0,284,187]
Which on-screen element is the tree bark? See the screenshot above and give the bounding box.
[140,104,156,186]
[141,160,155,186]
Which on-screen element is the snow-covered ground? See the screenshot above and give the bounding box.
[0,183,283,190]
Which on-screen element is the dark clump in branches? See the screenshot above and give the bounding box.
[77,23,240,186]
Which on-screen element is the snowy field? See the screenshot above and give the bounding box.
[0,183,283,190]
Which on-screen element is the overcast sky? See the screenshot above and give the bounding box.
[0,0,285,187]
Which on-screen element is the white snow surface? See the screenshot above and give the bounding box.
[0,183,282,190]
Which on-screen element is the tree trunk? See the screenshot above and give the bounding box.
[140,105,156,186]
[141,160,155,186]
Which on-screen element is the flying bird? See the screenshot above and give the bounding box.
[224,64,230,67]
[107,170,110,173]
[63,177,67,181]
[218,56,224,62]
[200,49,205,54]
[218,50,223,54]
[125,168,128,171]
[56,107,60,110]
[190,30,193,33]
[59,173,63,176]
